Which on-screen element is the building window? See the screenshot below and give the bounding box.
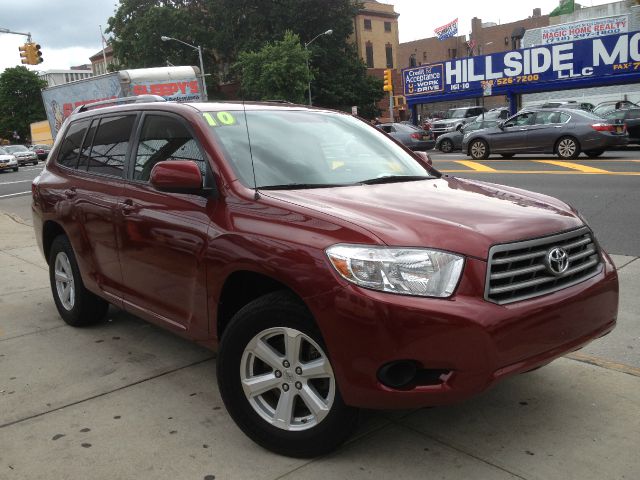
[384,22,392,32]
[365,42,374,68]
[385,43,393,68]
[423,51,427,61]
[448,48,457,59]
[364,19,372,30]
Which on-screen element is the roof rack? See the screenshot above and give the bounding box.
[73,95,166,115]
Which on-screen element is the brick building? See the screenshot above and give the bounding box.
[352,0,400,70]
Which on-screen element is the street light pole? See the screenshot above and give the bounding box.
[160,35,208,102]
[304,29,333,106]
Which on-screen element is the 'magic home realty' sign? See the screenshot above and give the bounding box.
[402,32,640,99]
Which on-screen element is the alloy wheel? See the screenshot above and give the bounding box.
[240,326,335,432]
[54,252,75,311]
[470,140,487,159]
[558,138,577,158]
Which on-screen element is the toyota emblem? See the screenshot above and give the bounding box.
[546,247,569,275]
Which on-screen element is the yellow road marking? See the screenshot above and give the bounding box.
[456,161,497,172]
[567,352,640,378]
[534,160,610,173]
[440,170,640,175]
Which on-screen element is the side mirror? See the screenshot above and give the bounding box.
[497,121,505,130]
[150,160,203,193]
[414,151,433,167]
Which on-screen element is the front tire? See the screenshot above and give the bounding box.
[13,167,18,172]
[556,137,581,159]
[469,139,490,159]
[49,235,108,326]
[217,291,358,457]
[440,138,454,153]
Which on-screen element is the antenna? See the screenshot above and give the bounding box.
[240,88,259,200]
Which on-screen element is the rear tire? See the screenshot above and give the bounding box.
[469,139,490,160]
[217,291,358,458]
[584,149,605,158]
[440,138,454,153]
[49,235,109,327]
[556,137,581,159]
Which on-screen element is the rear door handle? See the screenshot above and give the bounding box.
[64,188,76,199]
[121,199,136,214]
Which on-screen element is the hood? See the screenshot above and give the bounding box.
[262,177,583,260]
[12,151,33,156]
[432,119,459,126]
[0,154,15,161]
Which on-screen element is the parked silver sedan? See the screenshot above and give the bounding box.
[3,145,38,166]
[462,108,628,160]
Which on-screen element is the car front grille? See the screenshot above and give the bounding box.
[485,227,601,305]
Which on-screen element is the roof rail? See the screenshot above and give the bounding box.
[73,95,166,115]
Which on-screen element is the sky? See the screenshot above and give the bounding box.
[0,0,617,74]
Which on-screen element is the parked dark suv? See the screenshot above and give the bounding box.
[32,97,618,457]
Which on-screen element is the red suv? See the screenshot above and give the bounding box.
[32,98,618,457]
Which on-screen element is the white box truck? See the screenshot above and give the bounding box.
[41,66,203,138]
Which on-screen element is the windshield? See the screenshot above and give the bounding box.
[5,145,28,153]
[0,148,8,155]
[445,109,468,119]
[202,109,433,189]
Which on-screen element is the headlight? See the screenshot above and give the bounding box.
[326,245,464,298]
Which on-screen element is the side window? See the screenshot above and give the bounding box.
[504,112,534,128]
[77,120,98,170]
[380,125,393,133]
[87,115,135,177]
[56,120,90,169]
[559,113,571,123]
[534,111,556,125]
[134,114,206,182]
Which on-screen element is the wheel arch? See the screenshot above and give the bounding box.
[215,270,310,341]
[554,135,580,154]
[42,220,67,265]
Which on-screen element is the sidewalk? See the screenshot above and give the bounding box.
[1,211,639,480]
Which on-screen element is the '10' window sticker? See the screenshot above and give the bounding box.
[203,111,237,127]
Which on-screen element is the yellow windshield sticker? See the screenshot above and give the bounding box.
[203,111,237,127]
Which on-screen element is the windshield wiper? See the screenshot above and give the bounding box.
[259,182,355,190]
[359,175,432,185]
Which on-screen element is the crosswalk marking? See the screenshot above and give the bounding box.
[534,160,610,173]
[455,161,497,172]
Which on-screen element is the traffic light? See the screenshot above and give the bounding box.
[383,69,393,93]
[19,44,29,64]
[17,43,43,65]
[32,43,43,64]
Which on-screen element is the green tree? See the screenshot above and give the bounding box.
[106,0,211,71]
[106,0,383,114]
[235,32,310,103]
[0,66,47,142]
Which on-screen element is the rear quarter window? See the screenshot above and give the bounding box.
[56,120,90,169]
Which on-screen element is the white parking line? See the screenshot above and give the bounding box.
[0,180,33,185]
[0,191,31,199]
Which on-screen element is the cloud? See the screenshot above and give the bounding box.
[1,0,116,49]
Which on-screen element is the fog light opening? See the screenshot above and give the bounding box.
[377,360,418,389]
[378,361,451,390]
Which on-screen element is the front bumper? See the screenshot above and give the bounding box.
[307,253,618,409]
[17,156,37,165]
[0,161,18,170]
